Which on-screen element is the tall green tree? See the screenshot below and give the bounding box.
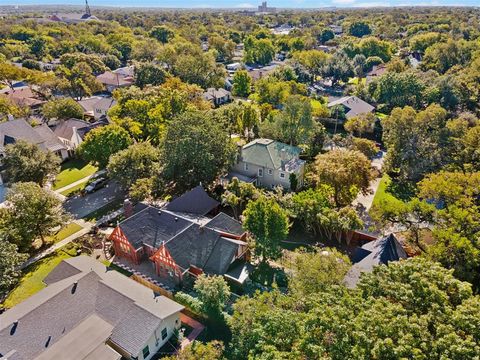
[0,182,70,251]
[107,142,161,189]
[0,238,28,298]
[230,258,480,360]
[162,111,236,192]
[243,197,290,264]
[149,25,175,44]
[372,71,424,110]
[232,70,252,97]
[3,140,60,186]
[42,98,84,120]
[78,125,133,168]
[194,274,231,317]
[221,177,260,220]
[348,21,372,37]
[310,149,372,207]
[382,104,448,182]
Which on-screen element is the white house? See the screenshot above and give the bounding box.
[230,138,305,190]
[53,118,106,152]
[0,256,184,360]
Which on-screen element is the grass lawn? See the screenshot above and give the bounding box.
[371,174,404,210]
[60,180,89,196]
[2,249,74,308]
[46,223,83,244]
[53,159,98,190]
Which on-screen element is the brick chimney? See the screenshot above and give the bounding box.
[124,199,133,218]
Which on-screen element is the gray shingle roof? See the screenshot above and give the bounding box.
[119,206,192,249]
[165,223,241,275]
[344,234,408,288]
[0,256,183,360]
[0,119,66,153]
[53,118,91,140]
[165,185,219,215]
[327,96,375,119]
[241,138,302,170]
[205,212,244,237]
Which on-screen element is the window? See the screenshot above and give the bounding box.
[280,172,285,179]
[258,168,263,177]
[244,163,249,171]
[268,169,273,175]
[161,328,168,340]
[142,345,150,359]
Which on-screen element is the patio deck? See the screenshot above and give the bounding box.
[111,255,178,292]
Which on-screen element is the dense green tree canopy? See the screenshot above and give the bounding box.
[78,124,133,168]
[161,110,236,192]
[3,140,60,186]
[0,182,69,251]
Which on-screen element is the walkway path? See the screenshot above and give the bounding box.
[54,169,106,195]
[21,219,93,269]
[179,313,205,349]
[353,151,385,211]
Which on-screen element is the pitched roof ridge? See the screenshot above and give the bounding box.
[0,271,95,331]
[200,229,223,270]
[163,222,197,246]
[118,204,154,225]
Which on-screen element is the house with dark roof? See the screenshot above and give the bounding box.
[0,119,68,161]
[343,234,408,288]
[229,138,305,190]
[327,95,375,119]
[110,187,249,286]
[53,118,107,152]
[0,256,184,360]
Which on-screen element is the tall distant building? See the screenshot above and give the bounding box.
[258,1,276,13]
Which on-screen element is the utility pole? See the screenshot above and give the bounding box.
[85,0,91,16]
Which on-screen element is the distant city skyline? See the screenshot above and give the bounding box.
[0,0,478,8]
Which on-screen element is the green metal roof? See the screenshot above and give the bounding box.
[241,138,301,170]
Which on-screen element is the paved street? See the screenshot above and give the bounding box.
[63,180,125,219]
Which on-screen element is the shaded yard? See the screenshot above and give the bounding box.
[2,246,78,308]
[53,159,98,190]
[371,174,405,210]
[60,180,89,196]
[46,223,83,244]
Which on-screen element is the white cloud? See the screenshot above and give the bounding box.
[234,2,256,7]
[192,3,216,7]
[352,1,389,6]
[335,0,357,4]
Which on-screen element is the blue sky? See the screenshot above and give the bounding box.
[0,0,477,8]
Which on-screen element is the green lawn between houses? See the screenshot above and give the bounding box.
[60,180,90,196]
[53,159,98,190]
[45,223,83,244]
[371,174,404,210]
[2,245,80,309]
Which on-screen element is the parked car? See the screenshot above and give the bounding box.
[84,177,108,194]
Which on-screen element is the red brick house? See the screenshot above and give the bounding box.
[110,186,249,285]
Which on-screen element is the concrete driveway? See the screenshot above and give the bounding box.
[63,181,125,219]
